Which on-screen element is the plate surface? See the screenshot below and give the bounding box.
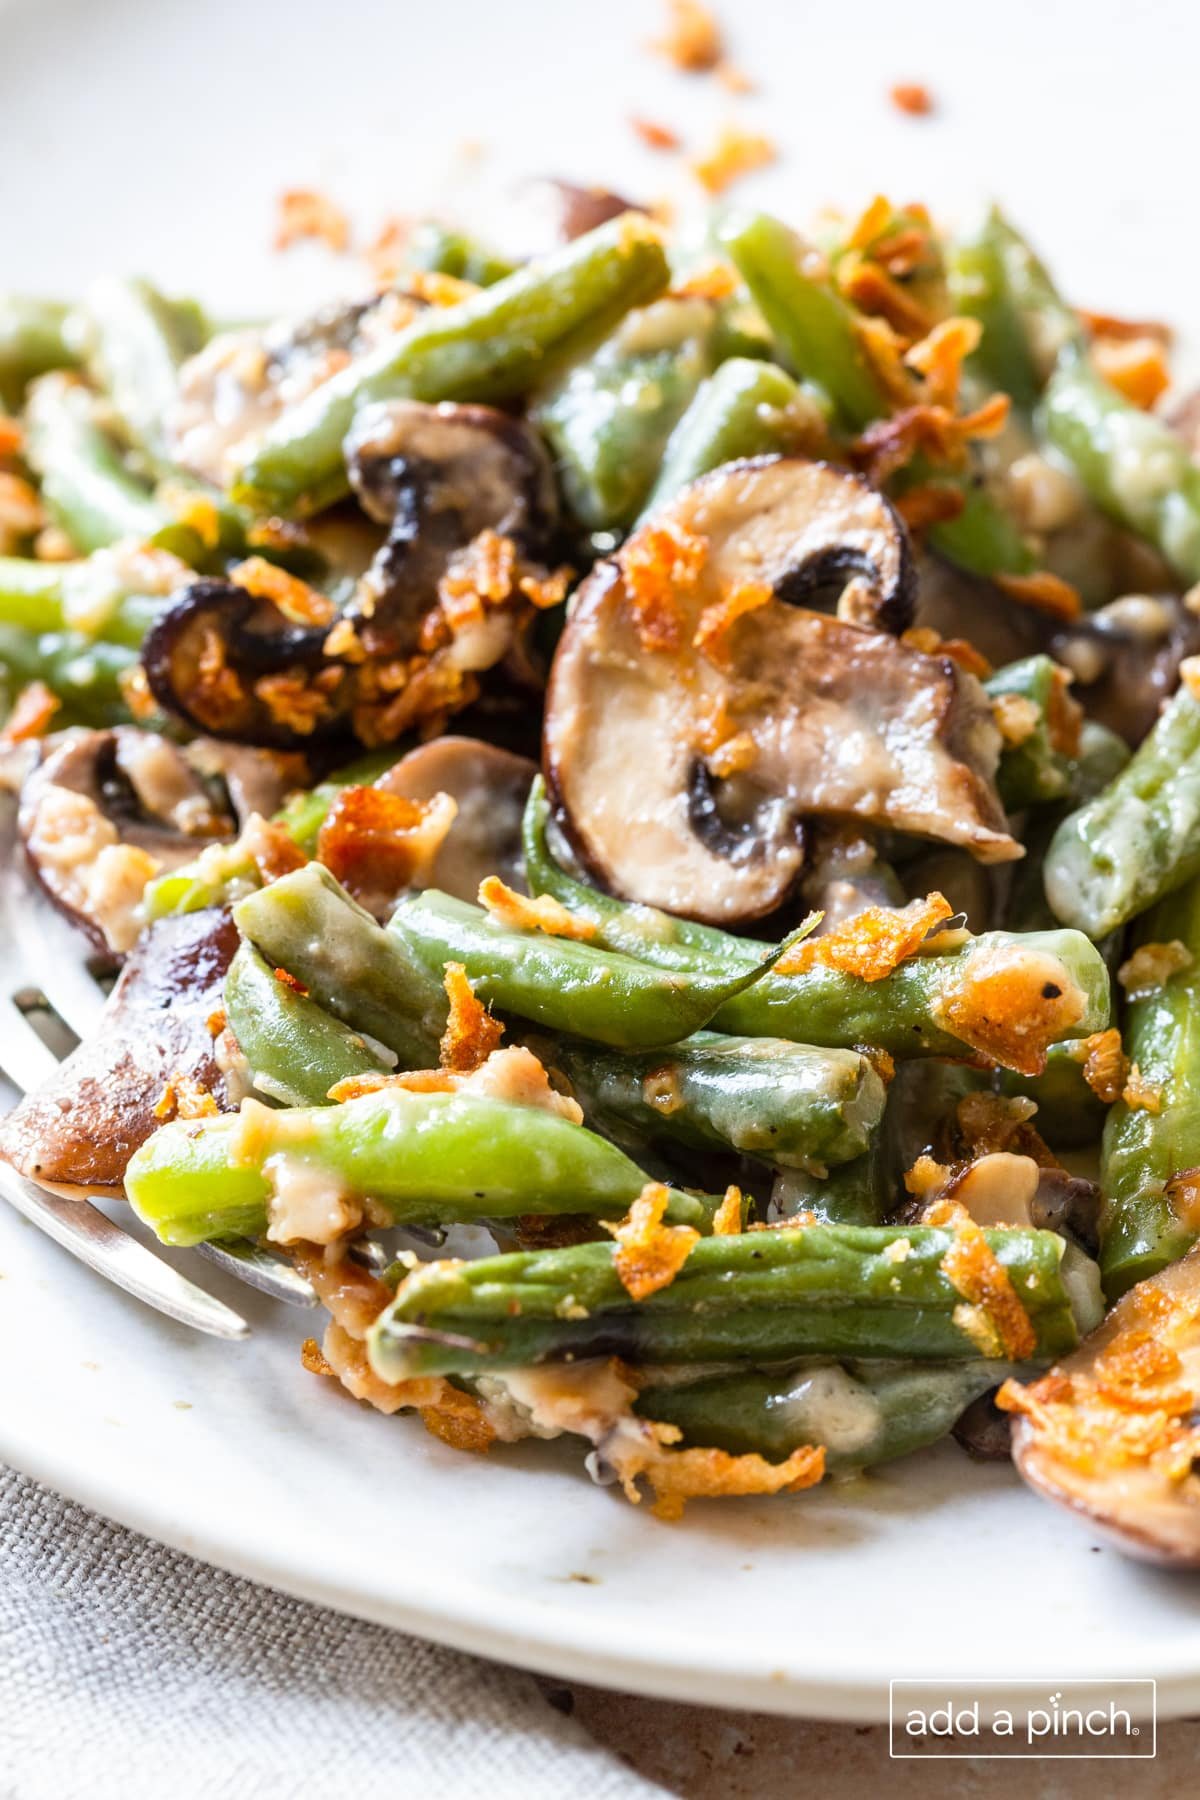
[4,0,1200,1721]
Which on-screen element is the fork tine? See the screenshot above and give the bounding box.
[197,1239,319,1305]
[0,1159,249,1338]
[8,884,108,1039]
[0,998,65,1090]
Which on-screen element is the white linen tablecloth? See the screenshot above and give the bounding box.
[0,1466,665,1800]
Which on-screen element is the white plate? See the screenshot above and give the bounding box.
[4,0,1200,1723]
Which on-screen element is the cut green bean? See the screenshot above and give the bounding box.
[987,654,1079,811]
[80,277,208,468]
[403,221,517,287]
[23,373,195,556]
[234,864,446,1069]
[1099,878,1200,1297]
[233,214,671,517]
[126,1085,714,1247]
[532,295,718,529]
[224,941,389,1107]
[547,1030,886,1172]
[0,296,78,406]
[637,1358,1025,1472]
[1044,679,1200,938]
[0,554,168,647]
[640,357,825,519]
[368,1222,1086,1380]
[0,625,136,725]
[389,887,780,1051]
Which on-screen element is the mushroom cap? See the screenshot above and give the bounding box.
[18,728,235,951]
[545,456,1016,925]
[1008,1245,1200,1566]
[0,909,239,1190]
[375,735,536,900]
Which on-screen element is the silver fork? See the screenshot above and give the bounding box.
[0,800,320,1337]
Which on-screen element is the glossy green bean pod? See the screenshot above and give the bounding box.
[1099,878,1200,1297]
[389,889,777,1051]
[720,210,1036,579]
[0,624,136,725]
[547,1030,886,1172]
[986,654,1078,811]
[234,864,446,1069]
[637,1358,1025,1472]
[368,1222,1087,1380]
[0,555,167,647]
[403,222,517,287]
[22,373,193,556]
[640,357,824,519]
[522,782,1110,1066]
[233,214,671,517]
[80,277,208,467]
[532,295,718,530]
[768,1147,888,1227]
[0,296,78,406]
[126,1084,715,1247]
[224,941,389,1107]
[1044,680,1200,938]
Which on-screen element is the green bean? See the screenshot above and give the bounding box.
[126,1084,715,1247]
[947,209,1053,412]
[637,1358,1025,1472]
[1099,878,1200,1297]
[532,296,718,530]
[718,212,881,430]
[367,1222,1086,1380]
[986,654,1078,811]
[403,221,517,287]
[1042,350,1200,583]
[0,555,167,647]
[80,277,208,467]
[969,209,1200,583]
[768,1147,888,1227]
[522,777,764,970]
[22,373,195,557]
[1044,679,1200,938]
[233,214,671,517]
[719,210,1035,579]
[389,888,779,1051]
[0,625,136,725]
[224,941,389,1107]
[546,1030,886,1172]
[522,782,1111,1067]
[234,864,446,1069]
[640,357,825,519]
[0,297,78,407]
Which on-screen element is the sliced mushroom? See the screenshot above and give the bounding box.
[545,457,1015,924]
[1006,1245,1200,1566]
[0,909,239,1190]
[19,728,236,952]
[1051,592,1200,746]
[143,402,560,748]
[375,736,537,899]
[165,288,429,490]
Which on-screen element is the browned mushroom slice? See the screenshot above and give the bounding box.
[1001,1246,1200,1565]
[344,398,559,658]
[144,401,562,749]
[19,728,235,953]
[375,736,537,899]
[0,909,239,1191]
[545,457,1017,924]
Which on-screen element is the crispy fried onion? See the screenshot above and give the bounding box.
[315,786,457,909]
[776,892,953,982]
[1071,1028,1128,1104]
[932,937,1089,1076]
[478,874,597,941]
[495,1360,825,1520]
[329,1044,583,1123]
[603,1181,700,1301]
[924,1196,1038,1360]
